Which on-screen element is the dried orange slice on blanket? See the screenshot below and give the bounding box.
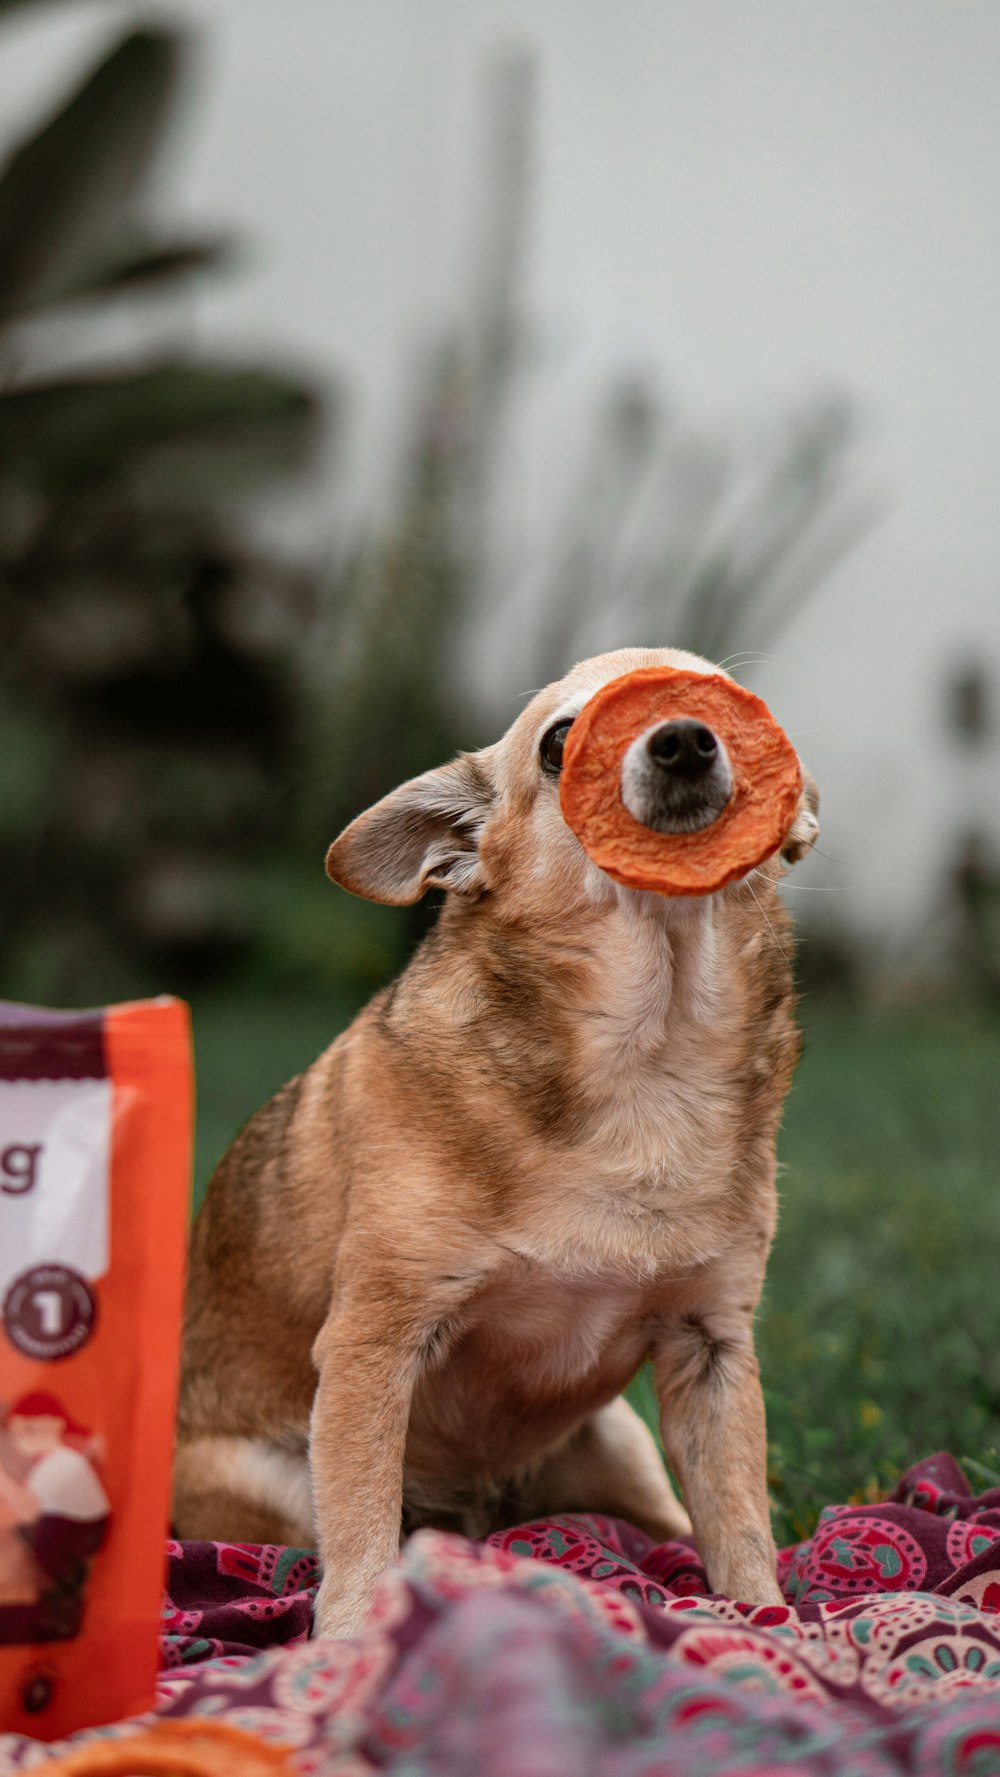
[559,666,801,896]
[39,1718,294,1777]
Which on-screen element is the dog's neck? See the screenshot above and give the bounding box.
[605,887,725,1037]
[393,877,782,1207]
[440,879,742,1200]
[433,877,728,1063]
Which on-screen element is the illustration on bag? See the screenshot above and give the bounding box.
[0,1390,110,1643]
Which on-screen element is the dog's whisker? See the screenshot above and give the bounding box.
[717,651,777,671]
[745,876,791,964]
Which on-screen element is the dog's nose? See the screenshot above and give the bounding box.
[648,719,719,777]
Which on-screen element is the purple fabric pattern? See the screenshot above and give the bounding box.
[5,1455,1000,1773]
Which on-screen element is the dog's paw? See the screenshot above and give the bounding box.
[780,769,820,865]
[714,1563,786,1609]
[311,1572,372,1640]
[744,1573,787,1609]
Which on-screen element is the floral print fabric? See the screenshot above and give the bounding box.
[5,1454,1000,1773]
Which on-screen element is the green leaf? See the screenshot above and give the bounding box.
[60,232,239,303]
[0,361,321,501]
[961,1455,1000,1489]
[0,27,184,319]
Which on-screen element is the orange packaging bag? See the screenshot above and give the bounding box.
[0,997,192,1739]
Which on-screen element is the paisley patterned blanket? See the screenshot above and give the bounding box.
[5,1454,1000,1774]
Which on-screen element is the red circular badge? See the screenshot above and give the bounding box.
[3,1264,97,1359]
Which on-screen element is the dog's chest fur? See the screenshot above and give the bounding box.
[489,893,759,1277]
[408,1266,655,1477]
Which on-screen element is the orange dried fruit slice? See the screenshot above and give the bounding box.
[559,666,801,896]
[40,1718,295,1777]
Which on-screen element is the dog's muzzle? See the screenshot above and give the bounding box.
[620,718,734,835]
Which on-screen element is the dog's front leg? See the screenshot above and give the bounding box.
[309,1288,425,1640]
[651,1250,782,1607]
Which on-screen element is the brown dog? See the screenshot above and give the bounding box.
[175,646,819,1637]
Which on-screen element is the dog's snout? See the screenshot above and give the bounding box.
[648,719,719,776]
[622,716,733,837]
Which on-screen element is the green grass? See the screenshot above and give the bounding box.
[760,1002,1000,1543]
[189,988,1000,1546]
[190,985,365,1210]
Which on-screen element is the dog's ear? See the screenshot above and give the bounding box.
[780,767,820,865]
[325,754,495,905]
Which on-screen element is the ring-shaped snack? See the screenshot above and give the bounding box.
[559,667,802,896]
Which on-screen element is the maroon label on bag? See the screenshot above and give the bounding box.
[0,1008,105,1083]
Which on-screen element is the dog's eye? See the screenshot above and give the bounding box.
[540,721,573,775]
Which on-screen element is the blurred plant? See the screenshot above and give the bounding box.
[0,7,326,1001]
[314,47,538,848]
[943,659,1000,1002]
[318,344,468,838]
[322,41,878,849]
[525,382,879,687]
[947,660,994,749]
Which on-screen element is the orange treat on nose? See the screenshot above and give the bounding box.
[559,667,802,896]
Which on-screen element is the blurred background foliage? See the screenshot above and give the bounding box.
[0,8,326,1003]
[2,2,999,1534]
[0,9,881,1007]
